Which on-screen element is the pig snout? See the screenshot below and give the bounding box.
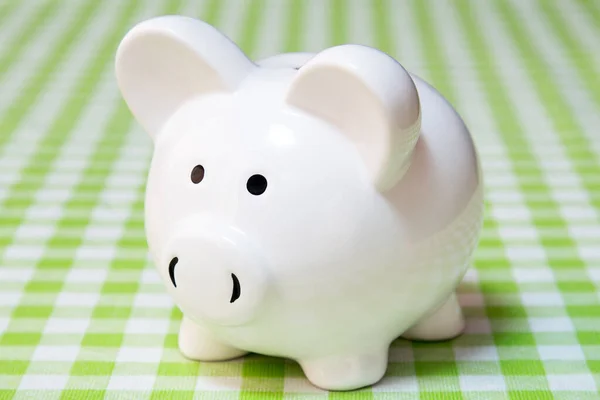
[163,222,269,326]
[168,256,241,303]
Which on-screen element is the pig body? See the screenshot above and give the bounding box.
[116,16,484,391]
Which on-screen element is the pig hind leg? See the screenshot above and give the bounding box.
[401,293,465,341]
[178,315,247,361]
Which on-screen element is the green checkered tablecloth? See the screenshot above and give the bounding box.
[1,0,600,398]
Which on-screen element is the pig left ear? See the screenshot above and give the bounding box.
[285,45,421,192]
[115,16,256,140]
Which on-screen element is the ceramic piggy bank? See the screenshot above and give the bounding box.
[115,16,484,391]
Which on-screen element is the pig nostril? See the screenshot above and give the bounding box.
[169,257,178,287]
[230,273,241,303]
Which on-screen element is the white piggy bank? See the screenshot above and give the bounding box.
[115,16,484,391]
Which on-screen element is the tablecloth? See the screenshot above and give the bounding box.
[1,0,599,398]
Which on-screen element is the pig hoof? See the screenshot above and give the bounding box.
[299,350,388,391]
[178,316,247,361]
[402,293,465,341]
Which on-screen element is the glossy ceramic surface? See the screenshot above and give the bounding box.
[115,15,484,391]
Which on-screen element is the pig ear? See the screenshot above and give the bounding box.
[285,45,421,192]
[115,16,255,139]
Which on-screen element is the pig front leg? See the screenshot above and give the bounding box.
[178,315,247,361]
[401,293,465,341]
[299,349,388,391]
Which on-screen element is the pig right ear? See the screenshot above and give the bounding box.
[115,16,255,140]
[285,45,421,192]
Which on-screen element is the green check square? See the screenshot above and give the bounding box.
[494,333,537,346]
[0,391,17,400]
[81,333,124,347]
[242,357,286,378]
[156,362,199,377]
[500,361,546,376]
[11,305,54,318]
[149,391,194,400]
[0,361,29,375]
[59,390,106,400]
[0,333,42,346]
[70,361,115,376]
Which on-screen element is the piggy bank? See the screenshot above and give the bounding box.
[115,16,484,391]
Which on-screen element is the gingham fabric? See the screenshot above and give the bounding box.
[1,0,599,399]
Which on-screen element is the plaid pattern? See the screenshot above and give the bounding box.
[1,0,599,398]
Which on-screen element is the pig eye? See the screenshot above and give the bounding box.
[191,165,205,184]
[247,174,267,195]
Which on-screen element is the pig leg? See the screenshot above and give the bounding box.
[401,293,465,341]
[178,315,247,361]
[299,349,388,391]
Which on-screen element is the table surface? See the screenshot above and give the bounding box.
[1,0,600,399]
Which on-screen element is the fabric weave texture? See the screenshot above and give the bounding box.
[1,0,600,398]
